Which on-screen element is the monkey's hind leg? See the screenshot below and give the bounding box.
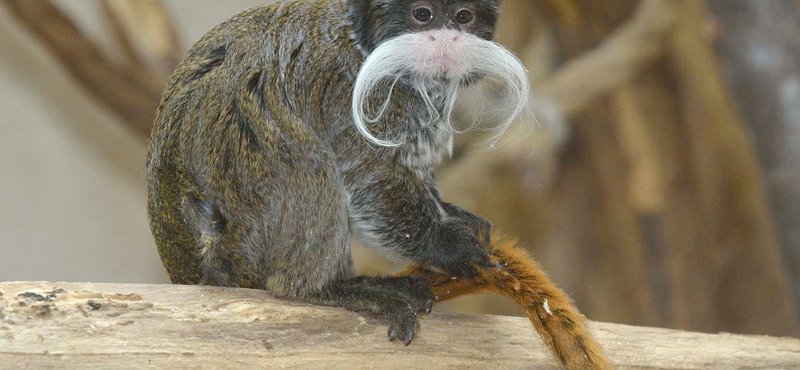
[398,238,614,369]
[245,149,436,345]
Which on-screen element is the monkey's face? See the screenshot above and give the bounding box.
[349,0,529,147]
[348,0,501,52]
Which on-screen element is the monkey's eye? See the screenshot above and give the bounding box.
[412,7,434,24]
[455,9,474,24]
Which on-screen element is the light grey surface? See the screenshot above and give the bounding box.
[0,1,267,284]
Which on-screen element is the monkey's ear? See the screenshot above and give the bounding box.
[346,0,371,19]
[346,0,379,52]
[486,0,505,9]
[346,0,370,10]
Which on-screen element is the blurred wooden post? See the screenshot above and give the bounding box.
[665,0,796,335]
[706,0,800,319]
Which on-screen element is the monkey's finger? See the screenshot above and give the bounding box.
[403,319,421,346]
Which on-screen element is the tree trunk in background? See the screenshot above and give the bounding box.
[706,0,800,323]
[543,0,661,329]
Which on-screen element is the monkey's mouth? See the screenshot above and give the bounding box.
[410,30,471,79]
[421,72,485,90]
[458,72,487,87]
[419,57,464,77]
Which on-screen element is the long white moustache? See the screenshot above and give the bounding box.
[352,31,530,147]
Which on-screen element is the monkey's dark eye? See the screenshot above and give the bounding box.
[455,9,474,24]
[412,7,434,24]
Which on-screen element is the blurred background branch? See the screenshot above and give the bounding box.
[100,0,182,78]
[2,0,180,137]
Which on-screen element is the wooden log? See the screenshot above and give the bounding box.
[1,282,798,369]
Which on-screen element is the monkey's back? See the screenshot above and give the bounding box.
[147,0,362,291]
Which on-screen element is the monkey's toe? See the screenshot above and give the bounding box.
[387,306,419,345]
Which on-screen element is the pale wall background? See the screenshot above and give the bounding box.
[0,0,265,284]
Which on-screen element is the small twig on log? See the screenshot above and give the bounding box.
[1,281,798,369]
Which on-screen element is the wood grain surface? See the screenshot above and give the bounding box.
[1,282,798,369]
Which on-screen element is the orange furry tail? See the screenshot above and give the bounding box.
[397,237,613,370]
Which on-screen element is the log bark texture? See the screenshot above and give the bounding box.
[1,281,798,369]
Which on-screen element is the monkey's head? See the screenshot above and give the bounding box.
[348,0,530,147]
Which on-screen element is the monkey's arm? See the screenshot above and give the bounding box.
[397,237,614,370]
[344,157,491,278]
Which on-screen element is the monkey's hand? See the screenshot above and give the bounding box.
[441,202,492,246]
[426,204,493,278]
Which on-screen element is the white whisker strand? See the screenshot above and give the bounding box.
[352,31,531,148]
[352,36,418,147]
[365,75,401,124]
[414,77,439,127]
[443,82,462,133]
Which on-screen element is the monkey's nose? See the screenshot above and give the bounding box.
[421,29,462,45]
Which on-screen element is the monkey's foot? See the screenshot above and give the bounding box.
[366,276,436,314]
[325,276,435,345]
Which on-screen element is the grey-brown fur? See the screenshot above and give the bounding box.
[147,0,500,344]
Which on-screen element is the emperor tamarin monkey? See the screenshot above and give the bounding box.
[147,0,529,345]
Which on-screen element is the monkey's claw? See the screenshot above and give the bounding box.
[387,307,419,346]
